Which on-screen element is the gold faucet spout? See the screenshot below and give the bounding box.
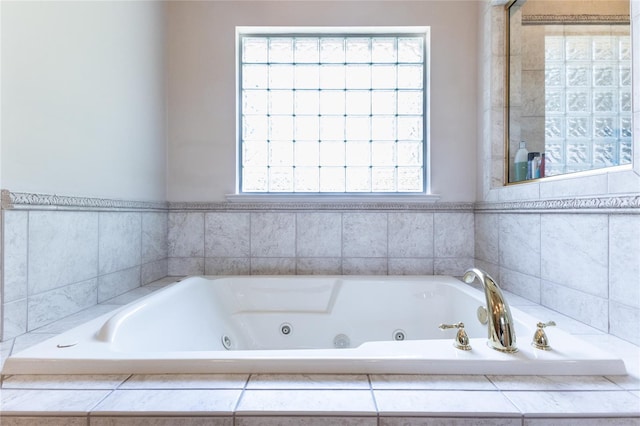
[463,268,518,353]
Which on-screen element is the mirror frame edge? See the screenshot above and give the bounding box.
[633,0,640,177]
[503,0,518,186]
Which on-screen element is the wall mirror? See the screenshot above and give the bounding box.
[506,0,632,183]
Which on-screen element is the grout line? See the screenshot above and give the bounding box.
[538,212,542,304]
[249,212,253,275]
[86,387,117,419]
[232,373,251,417]
[606,214,611,334]
[339,212,343,274]
[139,212,143,286]
[201,211,205,274]
[25,211,30,338]
[367,373,381,418]
[432,212,436,273]
[116,374,134,390]
[294,212,298,275]
[385,212,389,274]
[96,211,101,306]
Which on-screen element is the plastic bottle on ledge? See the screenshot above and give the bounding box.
[514,141,528,181]
[527,152,540,180]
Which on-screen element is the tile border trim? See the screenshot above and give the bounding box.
[522,14,630,25]
[3,190,638,213]
[1,190,169,212]
[168,201,475,212]
[476,194,640,213]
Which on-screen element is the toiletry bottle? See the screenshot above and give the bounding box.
[527,152,541,180]
[527,152,535,180]
[514,141,528,181]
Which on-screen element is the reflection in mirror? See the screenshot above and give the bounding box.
[507,0,632,183]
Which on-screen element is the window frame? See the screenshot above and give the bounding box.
[235,26,432,196]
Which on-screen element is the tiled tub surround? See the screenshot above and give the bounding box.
[3,191,638,348]
[474,200,640,347]
[167,203,475,278]
[1,192,169,341]
[0,278,639,424]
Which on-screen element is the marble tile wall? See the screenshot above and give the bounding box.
[1,209,168,341]
[475,211,640,345]
[167,210,475,278]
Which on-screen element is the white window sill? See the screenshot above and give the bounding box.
[225,193,441,203]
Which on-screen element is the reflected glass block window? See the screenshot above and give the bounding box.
[238,28,428,193]
[545,32,632,176]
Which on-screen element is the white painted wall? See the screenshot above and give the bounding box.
[1,1,167,202]
[167,1,479,202]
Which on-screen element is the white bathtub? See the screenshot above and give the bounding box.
[2,275,626,375]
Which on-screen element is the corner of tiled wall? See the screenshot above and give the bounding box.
[473,211,501,282]
[1,206,169,341]
[475,209,640,346]
[141,211,169,284]
[608,214,640,345]
[2,209,29,340]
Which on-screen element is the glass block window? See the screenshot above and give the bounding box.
[238,28,429,193]
[544,32,632,176]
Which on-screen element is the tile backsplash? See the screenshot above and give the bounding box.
[167,209,475,278]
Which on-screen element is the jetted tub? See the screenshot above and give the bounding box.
[2,275,627,375]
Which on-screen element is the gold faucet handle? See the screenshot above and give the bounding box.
[439,322,472,351]
[532,320,556,350]
[439,322,464,330]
